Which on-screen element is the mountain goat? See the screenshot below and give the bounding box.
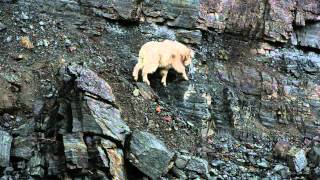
[132,40,194,86]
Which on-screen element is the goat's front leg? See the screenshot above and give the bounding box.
[172,61,189,81]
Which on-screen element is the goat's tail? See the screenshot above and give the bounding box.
[132,56,143,81]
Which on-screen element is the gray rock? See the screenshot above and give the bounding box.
[17,161,25,169]
[0,131,12,167]
[0,22,6,31]
[28,153,45,177]
[5,36,12,43]
[171,167,187,179]
[93,170,110,180]
[175,29,202,45]
[128,131,174,179]
[263,1,295,42]
[11,136,34,160]
[143,0,199,29]
[185,156,209,175]
[188,171,201,179]
[211,160,225,167]
[3,167,13,175]
[46,155,63,176]
[210,168,219,176]
[12,121,35,137]
[296,22,320,50]
[199,0,265,38]
[312,166,320,178]
[0,175,12,180]
[20,12,30,20]
[225,88,242,128]
[257,159,269,168]
[307,144,320,166]
[69,98,82,133]
[287,147,307,173]
[82,96,130,144]
[63,133,89,170]
[60,64,130,144]
[92,144,109,169]
[32,100,45,117]
[80,0,140,20]
[272,164,291,178]
[175,154,191,169]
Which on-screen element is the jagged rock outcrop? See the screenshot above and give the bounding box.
[0,63,213,179]
[61,64,130,144]
[56,64,131,178]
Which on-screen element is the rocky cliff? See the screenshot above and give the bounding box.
[0,0,319,179]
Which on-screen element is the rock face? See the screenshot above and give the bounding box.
[295,22,320,49]
[80,0,140,20]
[0,0,320,179]
[128,131,174,179]
[0,131,12,167]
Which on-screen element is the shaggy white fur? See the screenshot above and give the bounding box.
[132,40,194,86]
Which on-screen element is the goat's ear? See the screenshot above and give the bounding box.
[180,54,186,62]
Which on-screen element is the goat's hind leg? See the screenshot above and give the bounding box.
[142,63,158,86]
[160,69,169,87]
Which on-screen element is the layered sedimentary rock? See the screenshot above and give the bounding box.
[0,0,319,179]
